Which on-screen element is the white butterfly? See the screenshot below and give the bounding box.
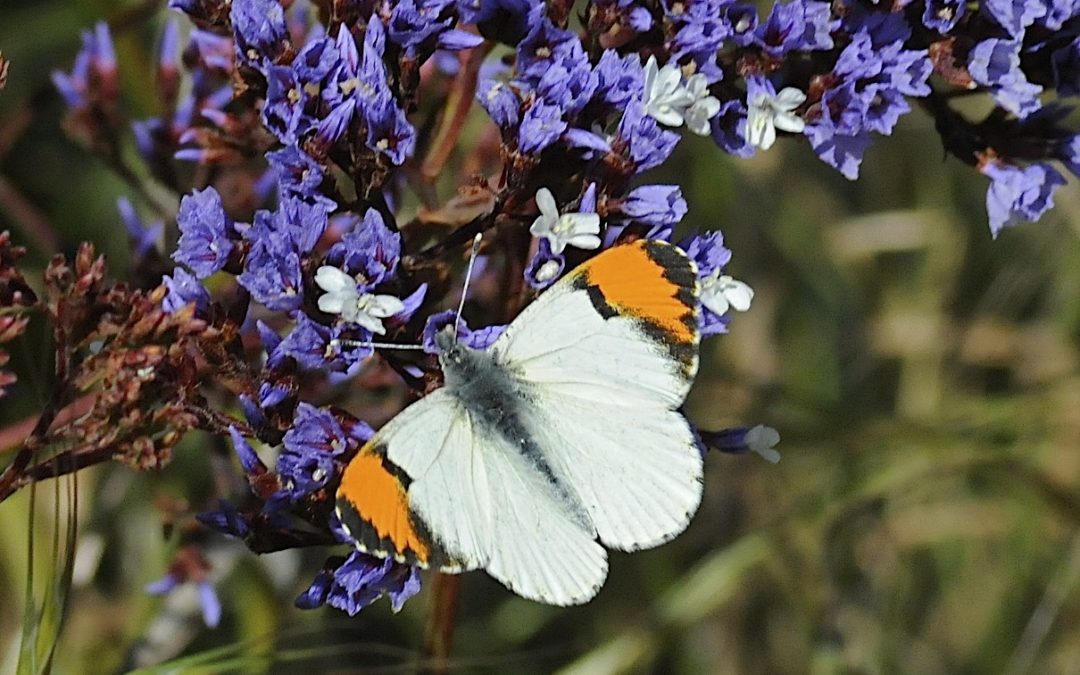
[336,239,704,605]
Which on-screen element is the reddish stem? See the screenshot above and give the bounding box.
[420,572,462,674]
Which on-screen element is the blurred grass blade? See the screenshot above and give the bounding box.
[16,472,78,675]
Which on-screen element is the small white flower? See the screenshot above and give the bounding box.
[642,56,695,127]
[683,74,721,136]
[529,188,601,255]
[315,266,405,335]
[745,425,781,463]
[700,269,754,316]
[643,57,721,135]
[746,85,806,150]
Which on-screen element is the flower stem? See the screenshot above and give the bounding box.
[420,572,461,674]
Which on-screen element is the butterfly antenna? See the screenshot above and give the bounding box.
[454,233,484,337]
[331,338,427,351]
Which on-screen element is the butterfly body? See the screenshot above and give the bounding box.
[337,239,704,605]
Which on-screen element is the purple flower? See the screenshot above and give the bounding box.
[523,238,566,290]
[162,267,212,315]
[1041,0,1080,29]
[117,197,163,258]
[980,160,1066,237]
[296,552,421,614]
[710,98,754,157]
[271,313,373,370]
[365,97,418,165]
[922,0,965,32]
[422,310,508,352]
[665,0,733,79]
[804,80,874,179]
[753,0,835,57]
[146,547,222,628]
[618,185,688,226]
[618,101,681,172]
[516,6,578,79]
[982,0,1046,37]
[594,50,645,109]
[278,403,372,500]
[322,209,402,289]
[699,425,781,463]
[52,21,118,111]
[968,38,1043,118]
[389,0,483,56]
[196,499,252,538]
[477,79,521,129]
[231,0,288,67]
[266,145,336,210]
[534,41,597,116]
[229,426,266,476]
[237,199,329,311]
[462,0,536,44]
[173,187,234,278]
[681,231,741,336]
[519,100,568,153]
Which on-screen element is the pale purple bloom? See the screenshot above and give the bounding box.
[618,101,681,172]
[173,187,234,278]
[619,185,688,226]
[117,197,163,258]
[322,209,402,289]
[981,160,1066,237]
[710,98,755,157]
[477,80,521,129]
[523,238,566,290]
[162,268,211,315]
[753,0,835,57]
[238,200,329,312]
[519,101,567,153]
[968,38,1043,118]
[700,425,781,463]
[594,50,645,108]
[922,0,965,32]
[982,0,1046,37]
[296,552,421,614]
[231,0,288,66]
[278,403,372,500]
[422,311,509,352]
[51,21,118,110]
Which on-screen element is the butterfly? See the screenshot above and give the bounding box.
[335,238,703,605]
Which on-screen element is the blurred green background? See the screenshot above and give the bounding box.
[2,1,1080,673]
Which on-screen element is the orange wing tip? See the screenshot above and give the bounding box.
[337,447,432,565]
[572,240,701,369]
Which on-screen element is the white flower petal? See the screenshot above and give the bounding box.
[314,265,353,293]
[745,107,773,149]
[773,87,807,110]
[352,311,387,335]
[535,187,559,221]
[772,111,806,134]
[367,294,405,318]
[567,233,602,250]
[647,106,687,127]
[746,425,781,463]
[318,293,347,314]
[720,276,754,312]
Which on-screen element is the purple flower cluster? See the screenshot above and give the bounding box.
[48,0,1080,624]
